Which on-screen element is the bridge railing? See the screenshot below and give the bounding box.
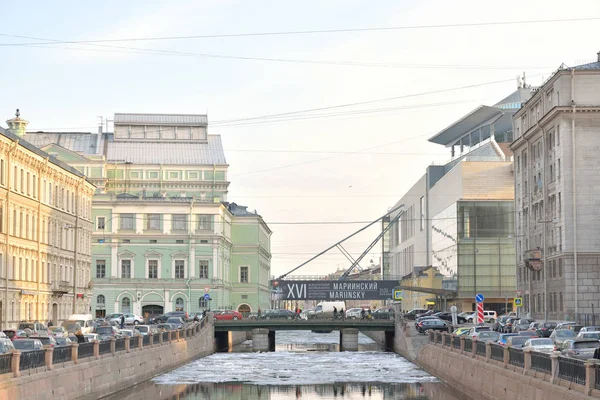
[434,331,600,396]
[0,319,210,379]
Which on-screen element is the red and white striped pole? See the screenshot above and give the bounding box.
[477,302,484,325]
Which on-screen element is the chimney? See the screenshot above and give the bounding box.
[6,109,29,137]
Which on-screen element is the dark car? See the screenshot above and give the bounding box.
[416,319,448,334]
[513,319,534,333]
[371,309,395,320]
[535,322,557,338]
[505,336,529,349]
[434,312,466,325]
[550,328,577,346]
[503,318,516,333]
[38,336,57,347]
[493,316,511,332]
[261,309,295,320]
[415,310,440,319]
[12,339,43,351]
[403,309,429,320]
[151,311,189,324]
[96,326,118,341]
[560,339,600,360]
[518,330,539,338]
[166,317,185,329]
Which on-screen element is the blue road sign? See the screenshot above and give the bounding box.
[203,294,211,300]
[393,290,403,300]
[475,293,484,303]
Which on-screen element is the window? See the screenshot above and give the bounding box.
[419,196,425,231]
[97,295,105,305]
[97,217,106,230]
[240,266,249,283]
[176,240,184,244]
[172,214,187,231]
[552,261,556,278]
[199,260,209,279]
[20,169,24,193]
[558,259,563,277]
[199,298,208,308]
[557,159,561,178]
[119,214,134,230]
[122,297,131,314]
[197,214,212,230]
[121,260,131,278]
[149,240,157,244]
[559,292,563,311]
[26,172,30,195]
[148,260,158,279]
[175,297,184,311]
[32,175,36,198]
[146,214,160,230]
[0,159,3,186]
[556,125,560,145]
[175,260,185,279]
[13,166,17,190]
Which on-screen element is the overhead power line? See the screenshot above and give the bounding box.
[1,16,598,46]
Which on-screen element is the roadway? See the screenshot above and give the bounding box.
[213,318,395,332]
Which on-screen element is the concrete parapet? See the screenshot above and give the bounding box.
[44,346,53,371]
[251,328,270,352]
[340,328,359,351]
[11,350,21,378]
[71,343,79,365]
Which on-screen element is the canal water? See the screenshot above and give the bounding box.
[103,331,462,400]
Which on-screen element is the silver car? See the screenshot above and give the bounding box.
[522,338,555,353]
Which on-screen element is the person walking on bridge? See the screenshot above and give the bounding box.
[333,306,338,320]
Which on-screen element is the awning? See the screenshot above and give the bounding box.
[428,106,504,146]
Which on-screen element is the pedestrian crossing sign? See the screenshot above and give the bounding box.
[514,298,523,307]
[393,290,403,300]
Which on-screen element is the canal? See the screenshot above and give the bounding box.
[103,331,462,399]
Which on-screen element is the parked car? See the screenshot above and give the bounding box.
[106,313,144,325]
[404,308,429,320]
[0,338,15,354]
[3,329,29,341]
[497,333,518,346]
[65,314,95,334]
[522,338,555,353]
[150,311,189,324]
[416,310,439,319]
[415,316,441,327]
[550,328,577,346]
[576,331,600,340]
[345,308,363,319]
[505,336,529,349]
[435,312,466,324]
[49,326,68,337]
[156,323,177,332]
[416,319,448,334]
[467,326,491,338]
[512,319,534,333]
[38,336,57,347]
[12,338,43,351]
[452,327,471,336]
[60,321,82,334]
[466,310,497,323]
[473,331,500,342]
[579,326,600,333]
[17,322,49,336]
[215,311,243,321]
[259,309,294,320]
[134,325,158,336]
[118,329,141,337]
[371,308,395,320]
[527,322,542,331]
[166,317,185,329]
[502,318,516,333]
[517,331,539,338]
[559,339,600,360]
[84,334,99,342]
[55,337,74,346]
[96,326,119,341]
[493,316,511,332]
[534,322,557,338]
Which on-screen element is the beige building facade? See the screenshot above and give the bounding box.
[0,111,95,329]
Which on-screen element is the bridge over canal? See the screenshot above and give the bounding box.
[214,319,395,352]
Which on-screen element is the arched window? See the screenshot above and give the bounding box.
[175,297,184,312]
[199,298,208,308]
[122,297,131,313]
[97,295,105,305]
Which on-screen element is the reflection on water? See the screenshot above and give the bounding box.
[104,381,461,400]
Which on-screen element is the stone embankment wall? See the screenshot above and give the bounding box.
[0,321,216,400]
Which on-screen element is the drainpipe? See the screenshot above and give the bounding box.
[4,140,18,329]
[35,158,48,321]
[72,178,83,314]
[525,137,532,317]
[186,198,194,311]
[540,125,548,322]
[571,68,579,319]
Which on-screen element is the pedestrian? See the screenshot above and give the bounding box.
[193,314,200,322]
[368,309,372,320]
[333,306,338,320]
[119,314,125,329]
[340,308,344,320]
[258,307,261,318]
[75,329,85,344]
[361,308,366,320]
[48,320,53,328]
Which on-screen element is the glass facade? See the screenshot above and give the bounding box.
[432,201,516,299]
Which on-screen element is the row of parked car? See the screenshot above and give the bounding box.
[452,323,600,360]
[404,308,500,323]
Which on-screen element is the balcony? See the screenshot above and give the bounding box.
[524,248,542,272]
[51,280,72,296]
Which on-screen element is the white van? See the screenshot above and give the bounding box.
[65,314,95,334]
[309,301,345,319]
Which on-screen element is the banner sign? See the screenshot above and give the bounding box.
[270,280,400,300]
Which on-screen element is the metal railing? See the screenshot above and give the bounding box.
[464,338,472,352]
[476,341,486,356]
[143,335,150,346]
[19,349,46,371]
[530,352,552,373]
[79,342,95,359]
[508,348,524,367]
[162,332,169,342]
[490,344,504,362]
[557,356,586,385]
[99,340,112,355]
[130,336,140,348]
[452,336,461,349]
[52,346,71,365]
[0,353,12,374]
[596,364,600,390]
[153,333,161,343]
[115,338,126,352]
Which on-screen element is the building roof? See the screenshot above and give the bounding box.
[428,106,504,146]
[571,60,600,70]
[24,131,103,155]
[114,113,208,126]
[224,202,260,217]
[0,127,88,179]
[105,135,226,165]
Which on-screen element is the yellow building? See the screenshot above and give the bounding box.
[400,266,443,311]
[0,110,96,329]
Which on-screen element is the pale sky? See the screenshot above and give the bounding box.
[1,0,599,277]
